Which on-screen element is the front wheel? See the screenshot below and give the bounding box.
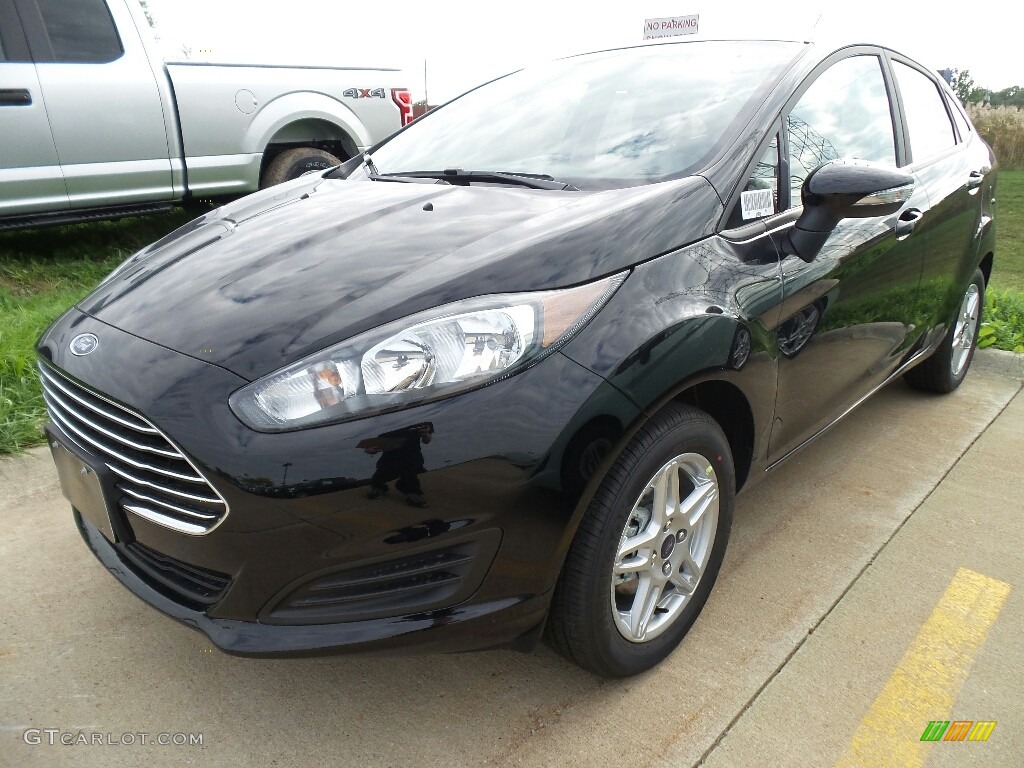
[545,404,734,678]
[905,268,985,394]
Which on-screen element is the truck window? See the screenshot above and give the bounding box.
[0,0,32,62]
[36,0,123,63]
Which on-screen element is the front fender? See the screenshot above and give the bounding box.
[562,236,782,417]
[555,234,784,541]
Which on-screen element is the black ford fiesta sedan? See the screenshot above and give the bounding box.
[38,39,996,677]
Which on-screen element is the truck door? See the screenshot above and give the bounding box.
[15,0,173,210]
[0,0,69,218]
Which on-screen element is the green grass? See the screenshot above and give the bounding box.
[989,170,1024,293]
[980,290,1024,353]
[0,211,193,453]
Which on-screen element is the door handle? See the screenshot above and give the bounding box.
[0,88,32,106]
[967,170,984,192]
[895,208,924,239]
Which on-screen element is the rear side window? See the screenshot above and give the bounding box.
[36,0,122,63]
[892,61,956,163]
[945,93,972,142]
[787,56,897,207]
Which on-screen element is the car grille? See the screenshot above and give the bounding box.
[266,543,482,624]
[39,361,228,535]
[123,540,231,606]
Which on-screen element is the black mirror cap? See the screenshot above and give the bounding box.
[802,159,914,221]
[787,160,915,262]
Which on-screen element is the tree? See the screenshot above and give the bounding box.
[948,68,976,104]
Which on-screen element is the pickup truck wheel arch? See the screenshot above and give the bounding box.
[244,93,371,152]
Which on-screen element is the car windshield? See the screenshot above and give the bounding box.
[365,41,804,190]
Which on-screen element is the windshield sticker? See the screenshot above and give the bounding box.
[740,189,774,220]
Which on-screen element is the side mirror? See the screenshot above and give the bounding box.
[786,159,914,262]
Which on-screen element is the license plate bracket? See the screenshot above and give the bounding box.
[47,427,117,543]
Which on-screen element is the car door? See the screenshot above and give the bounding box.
[15,0,173,210]
[889,57,990,334]
[0,0,69,217]
[764,51,931,463]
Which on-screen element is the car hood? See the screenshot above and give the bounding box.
[79,174,721,381]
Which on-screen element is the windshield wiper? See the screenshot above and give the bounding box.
[377,169,579,191]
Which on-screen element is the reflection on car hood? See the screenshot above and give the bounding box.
[79,174,721,380]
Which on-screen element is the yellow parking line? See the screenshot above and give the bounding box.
[834,567,1011,768]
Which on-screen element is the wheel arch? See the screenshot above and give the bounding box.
[554,372,761,576]
[979,251,994,286]
[244,93,370,179]
[672,380,755,492]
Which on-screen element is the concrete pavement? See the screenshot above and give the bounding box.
[699,353,1024,768]
[1,350,1021,768]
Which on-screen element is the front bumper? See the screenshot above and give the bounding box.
[40,309,640,655]
[75,510,550,656]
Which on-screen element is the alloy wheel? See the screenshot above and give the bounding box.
[951,283,980,377]
[610,452,719,642]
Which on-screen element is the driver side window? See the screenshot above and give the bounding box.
[787,56,897,208]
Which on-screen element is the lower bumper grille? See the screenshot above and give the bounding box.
[264,531,502,624]
[123,540,231,607]
[39,361,228,535]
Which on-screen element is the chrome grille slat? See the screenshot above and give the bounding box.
[38,365,157,434]
[119,486,218,520]
[42,386,181,458]
[39,361,228,535]
[123,504,207,535]
[43,394,206,484]
[107,464,224,505]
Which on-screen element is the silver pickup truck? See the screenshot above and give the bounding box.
[0,0,410,228]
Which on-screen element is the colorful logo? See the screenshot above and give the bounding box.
[920,720,997,742]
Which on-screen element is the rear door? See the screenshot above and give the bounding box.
[16,0,173,210]
[889,57,988,334]
[0,0,68,217]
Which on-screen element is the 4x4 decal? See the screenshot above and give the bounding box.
[343,88,386,98]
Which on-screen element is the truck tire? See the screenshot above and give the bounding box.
[261,148,341,188]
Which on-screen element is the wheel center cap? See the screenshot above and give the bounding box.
[660,535,676,560]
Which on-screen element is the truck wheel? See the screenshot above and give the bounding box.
[261,148,341,188]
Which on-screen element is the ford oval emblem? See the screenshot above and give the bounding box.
[70,333,99,356]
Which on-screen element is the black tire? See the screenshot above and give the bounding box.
[905,268,985,394]
[260,147,341,188]
[545,404,734,678]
